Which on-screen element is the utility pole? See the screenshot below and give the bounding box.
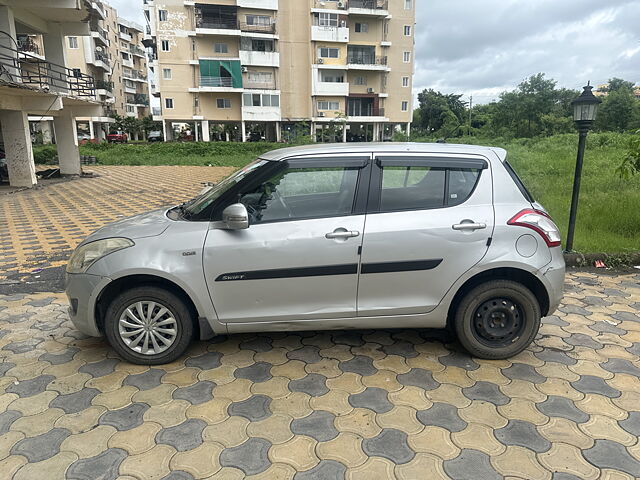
[468,95,473,136]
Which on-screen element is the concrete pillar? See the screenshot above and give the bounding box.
[225,131,230,142]
[43,24,69,94]
[96,123,106,142]
[342,124,347,143]
[202,120,210,142]
[406,122,411,137]
[0,7,19,82]
[0,110,37,187]
[53,111,81,175]
[41,120,54,144]
[275,121,281,142]
[241,121,246,142]
[372,123,380,142]
[310,122,317,142]
[194,122,199,142]
[88,121,95,140]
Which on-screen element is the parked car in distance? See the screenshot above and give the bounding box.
[77,132,92,142]
[107,131,128,143]
[147,131,164,142]
[65,143,565,364]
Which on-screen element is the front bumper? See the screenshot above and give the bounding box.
[65,272,110,337]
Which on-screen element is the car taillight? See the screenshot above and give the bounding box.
[508,209,562,247]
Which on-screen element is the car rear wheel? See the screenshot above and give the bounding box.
[104,286,194,365]
[453,280,541,359]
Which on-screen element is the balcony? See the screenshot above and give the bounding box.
[313,0,348,10]
[88,50,111,71]
[122,56,134,68]
[0,43,95,98]
[239,50,279,67]
[91,25,109,46]
[123,70,147,82]
[347,54,388,70]
[95,79,114,98]
[119,30,133,42]
[17,35,43,59]
[244,80,276,90]
[348,0,389,16]
[190,75,243,92]
[124,83,136,94]
[313,81,349,96]
[133,93,149,106]
[91,1,106,19]
[130,45,146,57]
[311,25,349,42]
[239,22,276,35]
[195,18,241,36]
[237,0,278,9]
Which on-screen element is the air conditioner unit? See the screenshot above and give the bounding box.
[318,112,325,117]
[367,87,374,93]
[337,1,345,8]
[241,66,248,73]
[318,58,324,64]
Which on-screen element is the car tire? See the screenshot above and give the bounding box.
[453,280,541,360]
[104,286,195,365]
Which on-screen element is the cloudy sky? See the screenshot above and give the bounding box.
[113,0,640,104]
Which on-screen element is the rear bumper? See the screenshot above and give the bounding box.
[65,272,110,337]
[541,247,566,315]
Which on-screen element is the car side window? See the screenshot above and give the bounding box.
[380,166,446,211]
[379,165,482,211]
[447,168,481,206]
[237,166,359,224]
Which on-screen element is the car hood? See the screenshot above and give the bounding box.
[82,208,172,244]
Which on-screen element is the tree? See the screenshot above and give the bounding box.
[140,116,161,138]
[600,78,635,93]
[617,130,640,178]
[415,89,467,136]
[596,79,639,132]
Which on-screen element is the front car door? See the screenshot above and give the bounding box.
[357,154,494,316]
[203,155,371,326]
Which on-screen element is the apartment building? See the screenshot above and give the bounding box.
[0,1,103,187]
[62,3,149,140]
[144,0,415,142]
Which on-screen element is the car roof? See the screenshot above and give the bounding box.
[259,142,507,162]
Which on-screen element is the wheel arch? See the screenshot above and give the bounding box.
[95,274,203,338]
[446,267,550,327]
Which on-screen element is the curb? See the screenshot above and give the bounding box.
[563,252,640,268]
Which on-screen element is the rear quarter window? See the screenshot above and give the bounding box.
[503,160,535,202]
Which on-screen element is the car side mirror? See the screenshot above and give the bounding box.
[222,203,249,230]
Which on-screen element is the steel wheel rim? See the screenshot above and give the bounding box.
[472,297,525,348]
[118,301,178,355]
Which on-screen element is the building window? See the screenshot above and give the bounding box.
[246,15,272,26]
[243,94,279,107]
[126,104,135,113]
[355,23,368,33]
[321,73,345,83]
[401,101,409,112]
[162,68,172,80]
[68,36,78,49]
[404,25,412,36]
[159,10,168,21]
[247,71,273,85]
[318,13,338,27]
[318,101,340,111]
[319,47,340,59]
[354,76,367,86]
[165,98,174,109]
[217,98,231,109]
[402,76,409,87]
[161,40,170,52]
[214,43,228,54]
[405,0,413,9]
[403,51,411,63]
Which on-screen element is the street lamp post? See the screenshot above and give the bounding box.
[565,84,602,252]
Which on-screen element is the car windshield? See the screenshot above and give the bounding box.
[183,159,268,217]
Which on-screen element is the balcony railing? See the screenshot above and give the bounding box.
[94,50,111,66]
[152,107,162,116]
[244,81,276,90]
[347,54,387,65]
[196,18,239,30]
[133,93,149,105]
[95,79,113,92]
[200,76,234,87]
[130,45,146,56]
[0,43,95,98]
[349,0,388,9]
[239,22,276,34]
[123,69,147,81]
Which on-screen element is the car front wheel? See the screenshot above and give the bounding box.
[453,280,541,359]
[104,286,194,365]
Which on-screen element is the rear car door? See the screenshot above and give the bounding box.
[203,155,371,324]
[357,154,494,316]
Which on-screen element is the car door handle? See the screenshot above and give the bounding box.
[452,222,487,231]
[325,230,360,239]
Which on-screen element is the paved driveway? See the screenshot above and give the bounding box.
[1,272,639,479]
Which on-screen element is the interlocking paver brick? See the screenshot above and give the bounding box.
[291,410,338,442]
[156,419,206,452]
[99,403,149,431]
[11,427,70,462]
[220,437,272,475]
[443,448,501,480]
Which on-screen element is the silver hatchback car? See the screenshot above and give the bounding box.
[66,143,565,364]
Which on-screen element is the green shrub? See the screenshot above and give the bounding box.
[33,145,58,164]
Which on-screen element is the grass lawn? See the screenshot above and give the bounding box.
[33,133,639,253]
